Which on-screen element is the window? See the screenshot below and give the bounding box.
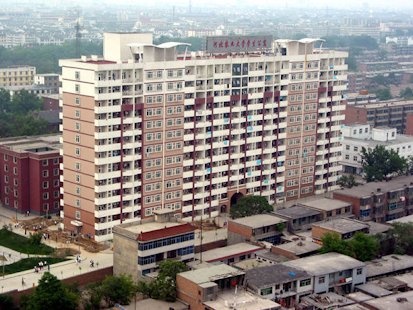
[42,170,49,177]
[75,84,80,93]
[353,146,358,151]
[42,159,48,166]
[75,174,81,183]
[318,276,325,284]
[43,192,49,200]
[75,110,80,118]
[75,71,80,80]
[75,122,81,131]
[75,97,80,105]
[353,156,358,161]
[75,135,80,143]
[345,145,350,150]
[356,268,363,275]
[54,191,59,198]
[53,158,59,165]
[300,279,311,286]
[53,179,59,187]
[3,154,8,161]
[75,211,81,220]
[13,167,17,175]
[75,148,80,156]
[42,181,49,189]
[260,287,273,296]
[13,157,17,164]
[75,162,81,171]
[76,187,81,195]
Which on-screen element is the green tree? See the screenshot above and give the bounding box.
[361,145,408,182]
[320,232,379,261]
[388,222,413,255]
[10,90,42,115]
[347,232,379,261]
[337,174,357,188]
[374,88,392,100]
[136,260,188,302]
[28,233,42,246]
[100,275,136,307]
[22,272,79,310]
[0,88,11,113]
[400,87,413,99]
[0,294,15,310]
[230,195,273,219]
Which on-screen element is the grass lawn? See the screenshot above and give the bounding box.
[1,257,68,275]
[0,229,54,255]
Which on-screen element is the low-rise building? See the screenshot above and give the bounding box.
[34,73,60,94]
[312,218,370,241]
[245,264,312,308]
[341,124,413,175]
[113,209,195,281]
[299,292,355,309]
[282,253,366,294]
[227,214,287,245]
[298,198,353,221]
[0,65,35,87]
[363,291,413,310]
[195,243,263,265]
[271,240,321,259]
[365,254,413,280]
[333,176,413,222]
[273,205,322,232]
[176,264,280,310]
[0,134,61,216]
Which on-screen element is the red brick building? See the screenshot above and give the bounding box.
[0,135,61,216]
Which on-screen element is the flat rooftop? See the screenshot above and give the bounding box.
[299,198,351,211]
[313,218,369,235]
[246,264,310,289]
[366,255,413,278]
[203,289,280,310]
[394,273,413,289]
[273,240,321,256]
[387,214,413,224]
[344,134,413,148]
[124,221,181,234]
[282,252,365,276]
[256,250,290,264]
[232,258,273,271]
[0,134,61,154]
[195,243,262,263]
[300,293,355,309]
[367,221,391,235]
[363,291,413,310]
[355,283,392,297]
[178,264,244,285]
[334,176,413,199]
[346,291,375,303]
[229,214,286,229]
[273,205,321,219]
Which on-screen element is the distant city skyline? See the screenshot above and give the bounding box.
[0,0,412,10]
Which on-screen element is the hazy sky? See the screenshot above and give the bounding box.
[3,0,413,10]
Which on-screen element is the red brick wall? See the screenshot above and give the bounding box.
[42,97,59,111]
[406,114,413,136]
[333,193,362,218]
[343,104,368,126]
[227,221,252,239]
[8,266,113,306]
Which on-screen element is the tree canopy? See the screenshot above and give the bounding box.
[400,87,413,100]
[320,232,379,261]
[337,174,357,188]
[230,195,273,219]
[0,89,52,138]
[21,272,79,310]
[373,88,393,101]
[136,260,188,302]
[99,274,136,307]
[361,145,408,182]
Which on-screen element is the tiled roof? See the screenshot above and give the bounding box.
[137,223,194,242]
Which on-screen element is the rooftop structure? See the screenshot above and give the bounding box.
[271,240,321,259]
[312,218,370,240]
[299,293,355,309]
[346,291,375,303]
[178,264,244,285]
[195,242,263,264]
[355,283,393,298]
[363,291,413,310]
[229,214,286,229]
[365,255,413,279]
[282,252,366,277]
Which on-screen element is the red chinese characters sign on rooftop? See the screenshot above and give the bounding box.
[205,35,273,53]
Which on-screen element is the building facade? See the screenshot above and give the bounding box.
[60,32,347,241]
[0,135,61,216]
[0,66,36,87]
[341,124,413,175]
[343,100,413,134]
[113,210,195,280]
[333,176,413,222]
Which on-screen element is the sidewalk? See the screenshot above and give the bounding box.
[0,250,113,293]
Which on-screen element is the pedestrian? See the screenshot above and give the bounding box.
[22,277,25,286]
[24,228,27,235]
[34,266,38,273]
[89,259,94,268]
[47,264,50,271]
[39,261,43,270]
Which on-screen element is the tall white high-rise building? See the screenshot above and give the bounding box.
[60,33,347,241]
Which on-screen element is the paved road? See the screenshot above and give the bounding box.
[0,206,114,293]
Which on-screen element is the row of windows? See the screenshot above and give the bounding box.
[145,158,162,168]
[166,156,182,165]
[138,232,195,251]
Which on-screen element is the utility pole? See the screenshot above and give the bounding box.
[75,9,82,58]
